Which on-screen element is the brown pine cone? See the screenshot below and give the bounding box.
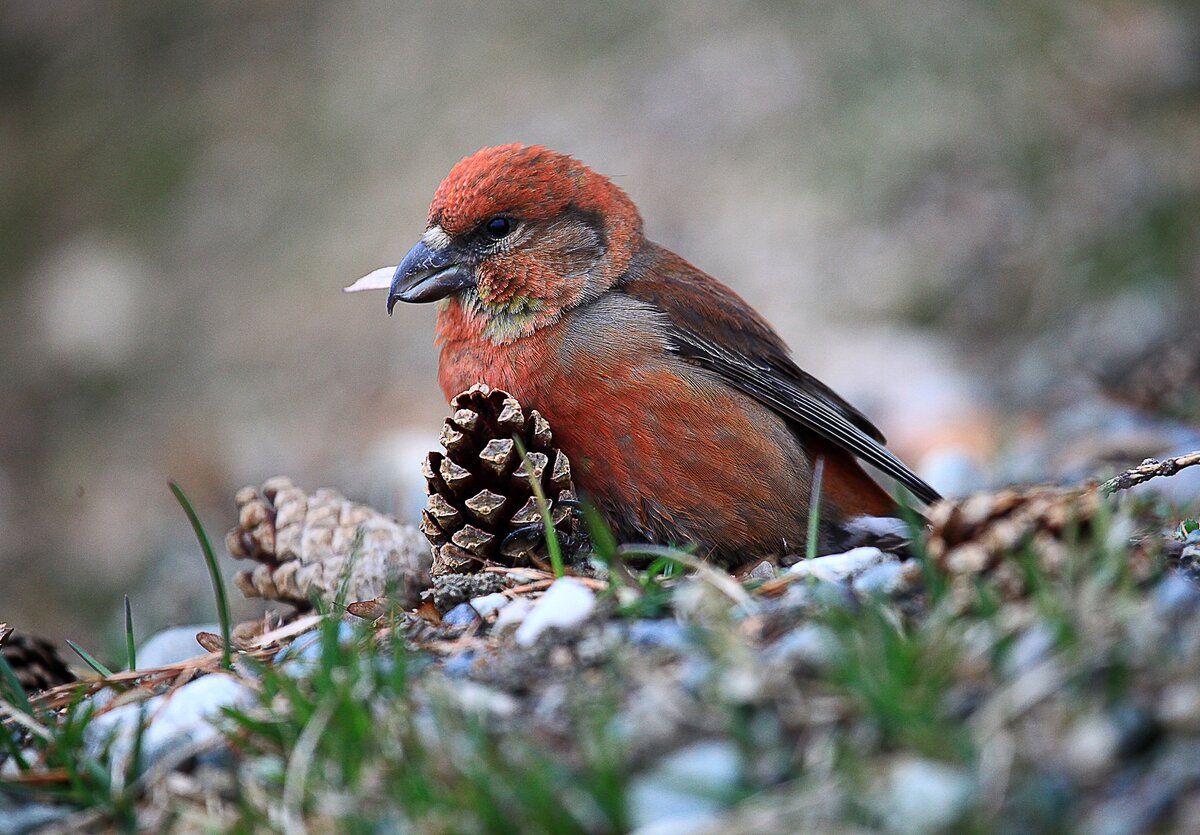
[226,476,432,609]
[422,384,578,576]
[926,486,1156,606]
[0,629,75,694]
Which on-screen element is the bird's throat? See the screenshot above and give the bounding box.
[442,290,554,345]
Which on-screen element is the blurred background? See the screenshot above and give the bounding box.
[1,0,1197,647]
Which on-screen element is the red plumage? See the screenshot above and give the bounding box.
[384,144,939,565]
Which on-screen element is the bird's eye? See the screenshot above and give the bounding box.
[484,216,512,240]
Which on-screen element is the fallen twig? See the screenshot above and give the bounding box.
[27,614,323,713]
[1099,450,1200,495]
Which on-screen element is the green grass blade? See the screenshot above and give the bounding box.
[123,594,136,672]
[66,640,114,678]
[169,480,233,669]
[513,437,565,577]
[0,653,33,715]
[582,502,618,564]
[806,456,825,561]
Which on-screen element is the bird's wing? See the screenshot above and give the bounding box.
[617,244,942,505]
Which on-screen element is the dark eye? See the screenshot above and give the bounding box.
[484,215,512,239]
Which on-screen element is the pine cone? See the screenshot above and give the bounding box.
[925,486,1156,606]
[226,476,432,609]
[422,385,578,576]
[0,630,75,694]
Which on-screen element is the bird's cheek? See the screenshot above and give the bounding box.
[475,260,521,307]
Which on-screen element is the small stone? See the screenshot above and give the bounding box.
[469,592,510,618]
[627,619,690,652]
[765,624,837,671]
[274,622,354,670]
[627,740,742,832]
[851,561,907,598]
[788,547,893,583]
[880,757,974,835]
[1158,683,1200,731]
[447,681,518,718]
[442,650,477,678]
[738,560,777,582]
[137,624,221,668]
[1064,714,1120,778]
[493,597,534,633]
[84,673,254,779]
[0,799,75,834]
[1155,572,1200,618]
[1003,624,1058,676]
[514,578,596,646]
[441,602,480,627]
[0,749,38,779]
[810,578,860,611]
[838,515,914,551]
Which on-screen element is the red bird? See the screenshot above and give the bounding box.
[350,144,939,566]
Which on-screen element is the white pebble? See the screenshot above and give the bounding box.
[787,547,893,583]
[514,577,596,646]
[469,592,511,618]
[493,597,535,633]
[137,624,221,668]
[881,757,974,834]
[628,740,741,833]
[85,673,254,779]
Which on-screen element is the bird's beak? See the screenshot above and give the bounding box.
[385,240,474,314]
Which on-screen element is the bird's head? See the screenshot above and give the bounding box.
[348,144,643,342]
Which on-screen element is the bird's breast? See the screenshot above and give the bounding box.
[435,298,815,557]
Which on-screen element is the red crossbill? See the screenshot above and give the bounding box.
[349,144,940,565]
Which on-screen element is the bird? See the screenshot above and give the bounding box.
[347,144,940,566]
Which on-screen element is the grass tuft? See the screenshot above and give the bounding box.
[223,615,632,832]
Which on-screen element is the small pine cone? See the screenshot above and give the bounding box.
[226,476,432,609]
[927,486,1099,574]
[924,486,1149,606]
[0,630,75,694]
[422,384,578,576]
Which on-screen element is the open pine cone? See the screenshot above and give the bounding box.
[0,629,75,694]
[422,385,578,576]
[226,476,432,609]
[926,486,1101,577]
[926,485,1157,606]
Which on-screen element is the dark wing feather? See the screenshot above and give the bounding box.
[618,243,942,505]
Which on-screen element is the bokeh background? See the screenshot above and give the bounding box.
[2,1,1198,649]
